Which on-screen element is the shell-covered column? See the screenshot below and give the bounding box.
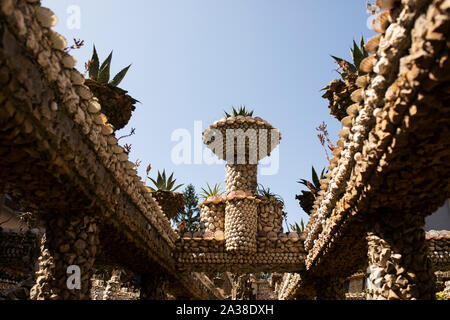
[225,164,258,195]
[203,113,281,253]
[258,199,284,234]
[30,213,99,300]
[224,197,259,253]
[199,201,225,233]
[366,212,435,300]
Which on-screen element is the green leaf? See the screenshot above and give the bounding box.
[89,45,100,80]
[110,64,131,87]
[149,178,159,189]
[312,166,320,189]
[98,61,111,83]
[100,51,113,73]
[172,184,184,192]
[98,51,113,83]
[320,85,330,91]
[352,40,365,70]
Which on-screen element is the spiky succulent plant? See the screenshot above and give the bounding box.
[148,170,183,192]
[321,37,369,121]
[224,105,254,118]
[85,46,138,131]
[257,184,284,205]
[199,183,224,200]
[295,167,326,215]
[88,46,131,87]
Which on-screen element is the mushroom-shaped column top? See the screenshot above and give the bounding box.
[202,116,282,164]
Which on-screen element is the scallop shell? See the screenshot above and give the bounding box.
[339,127,350,139]
[372,11,391,34]
[356,75,370,89]
[346,103,360,117]
[364,34,382,55]
[360,56,376,73]
[341,115,353,128]
[351,88,364,103]
[376,0,398,10]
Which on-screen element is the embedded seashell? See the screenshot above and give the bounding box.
[354,152,362,162]
[49,30,67,51]
[36,7,58,28]
[360,56,376,73]
[70,70,85,86]
[215,231,224,240]
[93,113,108,125]
[351,88,364,103]
[339,127,350,139]
[332,148,341,158]
[376,0,398,10]
[183,232,193,239]
[346,103,360,117]
[101,124,114,136]
[62,55,77,69]
[356,75,370,89]
[341,116,353,128]
[372,11,390,34]
[254,117,263,122]
[226,118,235,124]
[364,34,382,55]
[87,101,101,114]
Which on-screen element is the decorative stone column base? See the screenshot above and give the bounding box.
[140,274,168,300]
[225,164,257,195]
[30,213,99,300]
[366,212,435,300]
[225,199,257,253]
[314,276,346,300]
[199,202,225,233]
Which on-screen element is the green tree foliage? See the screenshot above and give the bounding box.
[173,184,200,233]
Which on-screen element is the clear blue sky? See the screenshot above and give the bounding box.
[43,0,375,228]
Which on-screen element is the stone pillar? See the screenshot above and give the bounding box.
[199,202,225,233]
[225,164,257,195]
[140,274,168,300]
[224,198,258,253]
[30,213,99,300]
[366,212,435,300]
[103,271,122,300]
[314,276,346,300]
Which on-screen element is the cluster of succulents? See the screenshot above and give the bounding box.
[147,170,184,220]
[321,38,369,121]
[295,167,326,215]
[257,184,284,205]
[199,183,224,202]
[85,46,138,131]
[224,105,254,118]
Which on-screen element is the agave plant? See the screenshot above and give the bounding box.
[290,219,305,234]
[88,46,131,87]
[148,170,183,192]
[257,184,284,206]
[199,183,224,200]
[295,167,326,215]
[224,105,254,118]
[85,46,138,131]
[321,37,369,121]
